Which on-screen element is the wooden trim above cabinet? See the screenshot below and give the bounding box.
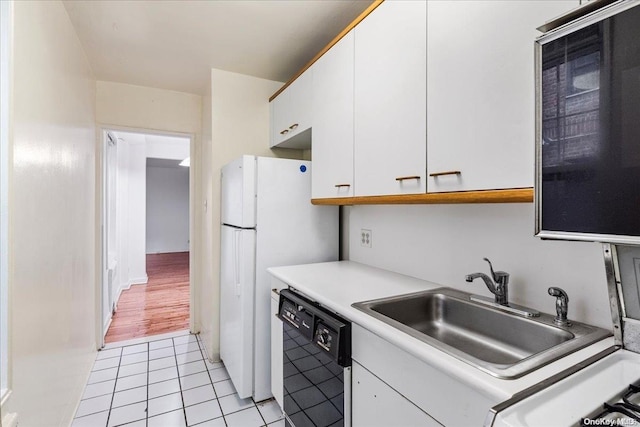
[268,0,384,102]
[311,188,534,206]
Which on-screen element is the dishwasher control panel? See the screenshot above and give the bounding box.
[314,322,340,357]
[277,288,351,366]
[279,298,314,340]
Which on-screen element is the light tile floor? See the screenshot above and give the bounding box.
[73,331,285,427]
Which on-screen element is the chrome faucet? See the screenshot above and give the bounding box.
[465,258,509,306]
[548,287,571,326]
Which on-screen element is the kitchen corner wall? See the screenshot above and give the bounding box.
[8,1,97,425]
[198,69,305,361]
[348,204,612,329]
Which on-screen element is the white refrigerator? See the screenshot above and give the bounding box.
[219,155,338,402]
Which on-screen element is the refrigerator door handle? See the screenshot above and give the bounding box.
[234,229,241,296]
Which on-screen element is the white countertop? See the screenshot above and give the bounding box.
[268,260,615,403]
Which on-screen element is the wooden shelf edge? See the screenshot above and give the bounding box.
[311,188,534,206]
[269,0,384,102]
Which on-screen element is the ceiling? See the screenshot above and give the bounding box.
[63,0,374,95]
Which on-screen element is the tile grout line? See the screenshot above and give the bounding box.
[146,341,150,427]
[197,334,270,426]
[107,343,149,426]
[105,346,123,427]
[197,335,228,427]
[173,335,191,426]
[79,333,281,427]
[105,329,191,351]
[75,333,184,425]
[253,397,269,427]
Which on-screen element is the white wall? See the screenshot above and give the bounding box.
[348,204,612,329]
[96,82,202,134]
[127,137,148,284]
[114,137,129,318]
[6,1,97,425]
[199,76,212,349]
[145,135,190,255]
[199,69,305,359]
[146,164,190,254]
[104,134,118,330]
[108,131,148,297]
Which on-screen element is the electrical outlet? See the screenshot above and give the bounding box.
[360,229,372,248]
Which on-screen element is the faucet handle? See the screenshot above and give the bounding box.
[483,258,508,283]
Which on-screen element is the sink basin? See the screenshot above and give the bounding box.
[352,287,611,379]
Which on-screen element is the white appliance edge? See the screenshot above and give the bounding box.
[219,155,339,401]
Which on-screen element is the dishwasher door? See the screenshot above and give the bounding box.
[279,289,351,427]
[283,320,350,427]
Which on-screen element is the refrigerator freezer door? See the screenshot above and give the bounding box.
[252,157,339,401]
[220,225,257,399]
[221,155,257,228]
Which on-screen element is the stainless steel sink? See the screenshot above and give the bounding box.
[352,287,611,379]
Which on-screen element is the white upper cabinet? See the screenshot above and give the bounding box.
[270,68,313,149]
[312,31,355,199]
[426,0,578,193]
[354,0,427,196]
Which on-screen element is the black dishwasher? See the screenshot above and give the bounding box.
[277,289,351,427]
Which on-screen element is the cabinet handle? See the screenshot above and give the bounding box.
[429,170,461,177]
[395,176,421,181]
[279,129,289,135]
[334,184,351,188]
[289,123,299,130]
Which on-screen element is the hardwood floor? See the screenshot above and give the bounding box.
[105,252,190,343]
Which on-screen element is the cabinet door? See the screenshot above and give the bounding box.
[426,0,578,192]
[288,68,312,137]
[352,361,441,427]
[270,69,313,149]
[354,0,427,196]
[271,88,291,147]
[270,293,283,409]
[312,31,355,199]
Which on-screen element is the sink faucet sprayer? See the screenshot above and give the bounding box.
[465,258,509,306]
[548,287,571,326]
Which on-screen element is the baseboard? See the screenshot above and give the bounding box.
[103,315,112,338]
[129,276,148,286]
[112,276,147,314]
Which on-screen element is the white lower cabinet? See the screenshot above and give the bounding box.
[270,289,283,409]
[352,324,494,426]
[352,361,441,427]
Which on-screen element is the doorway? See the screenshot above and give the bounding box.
[101,129,193,345]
